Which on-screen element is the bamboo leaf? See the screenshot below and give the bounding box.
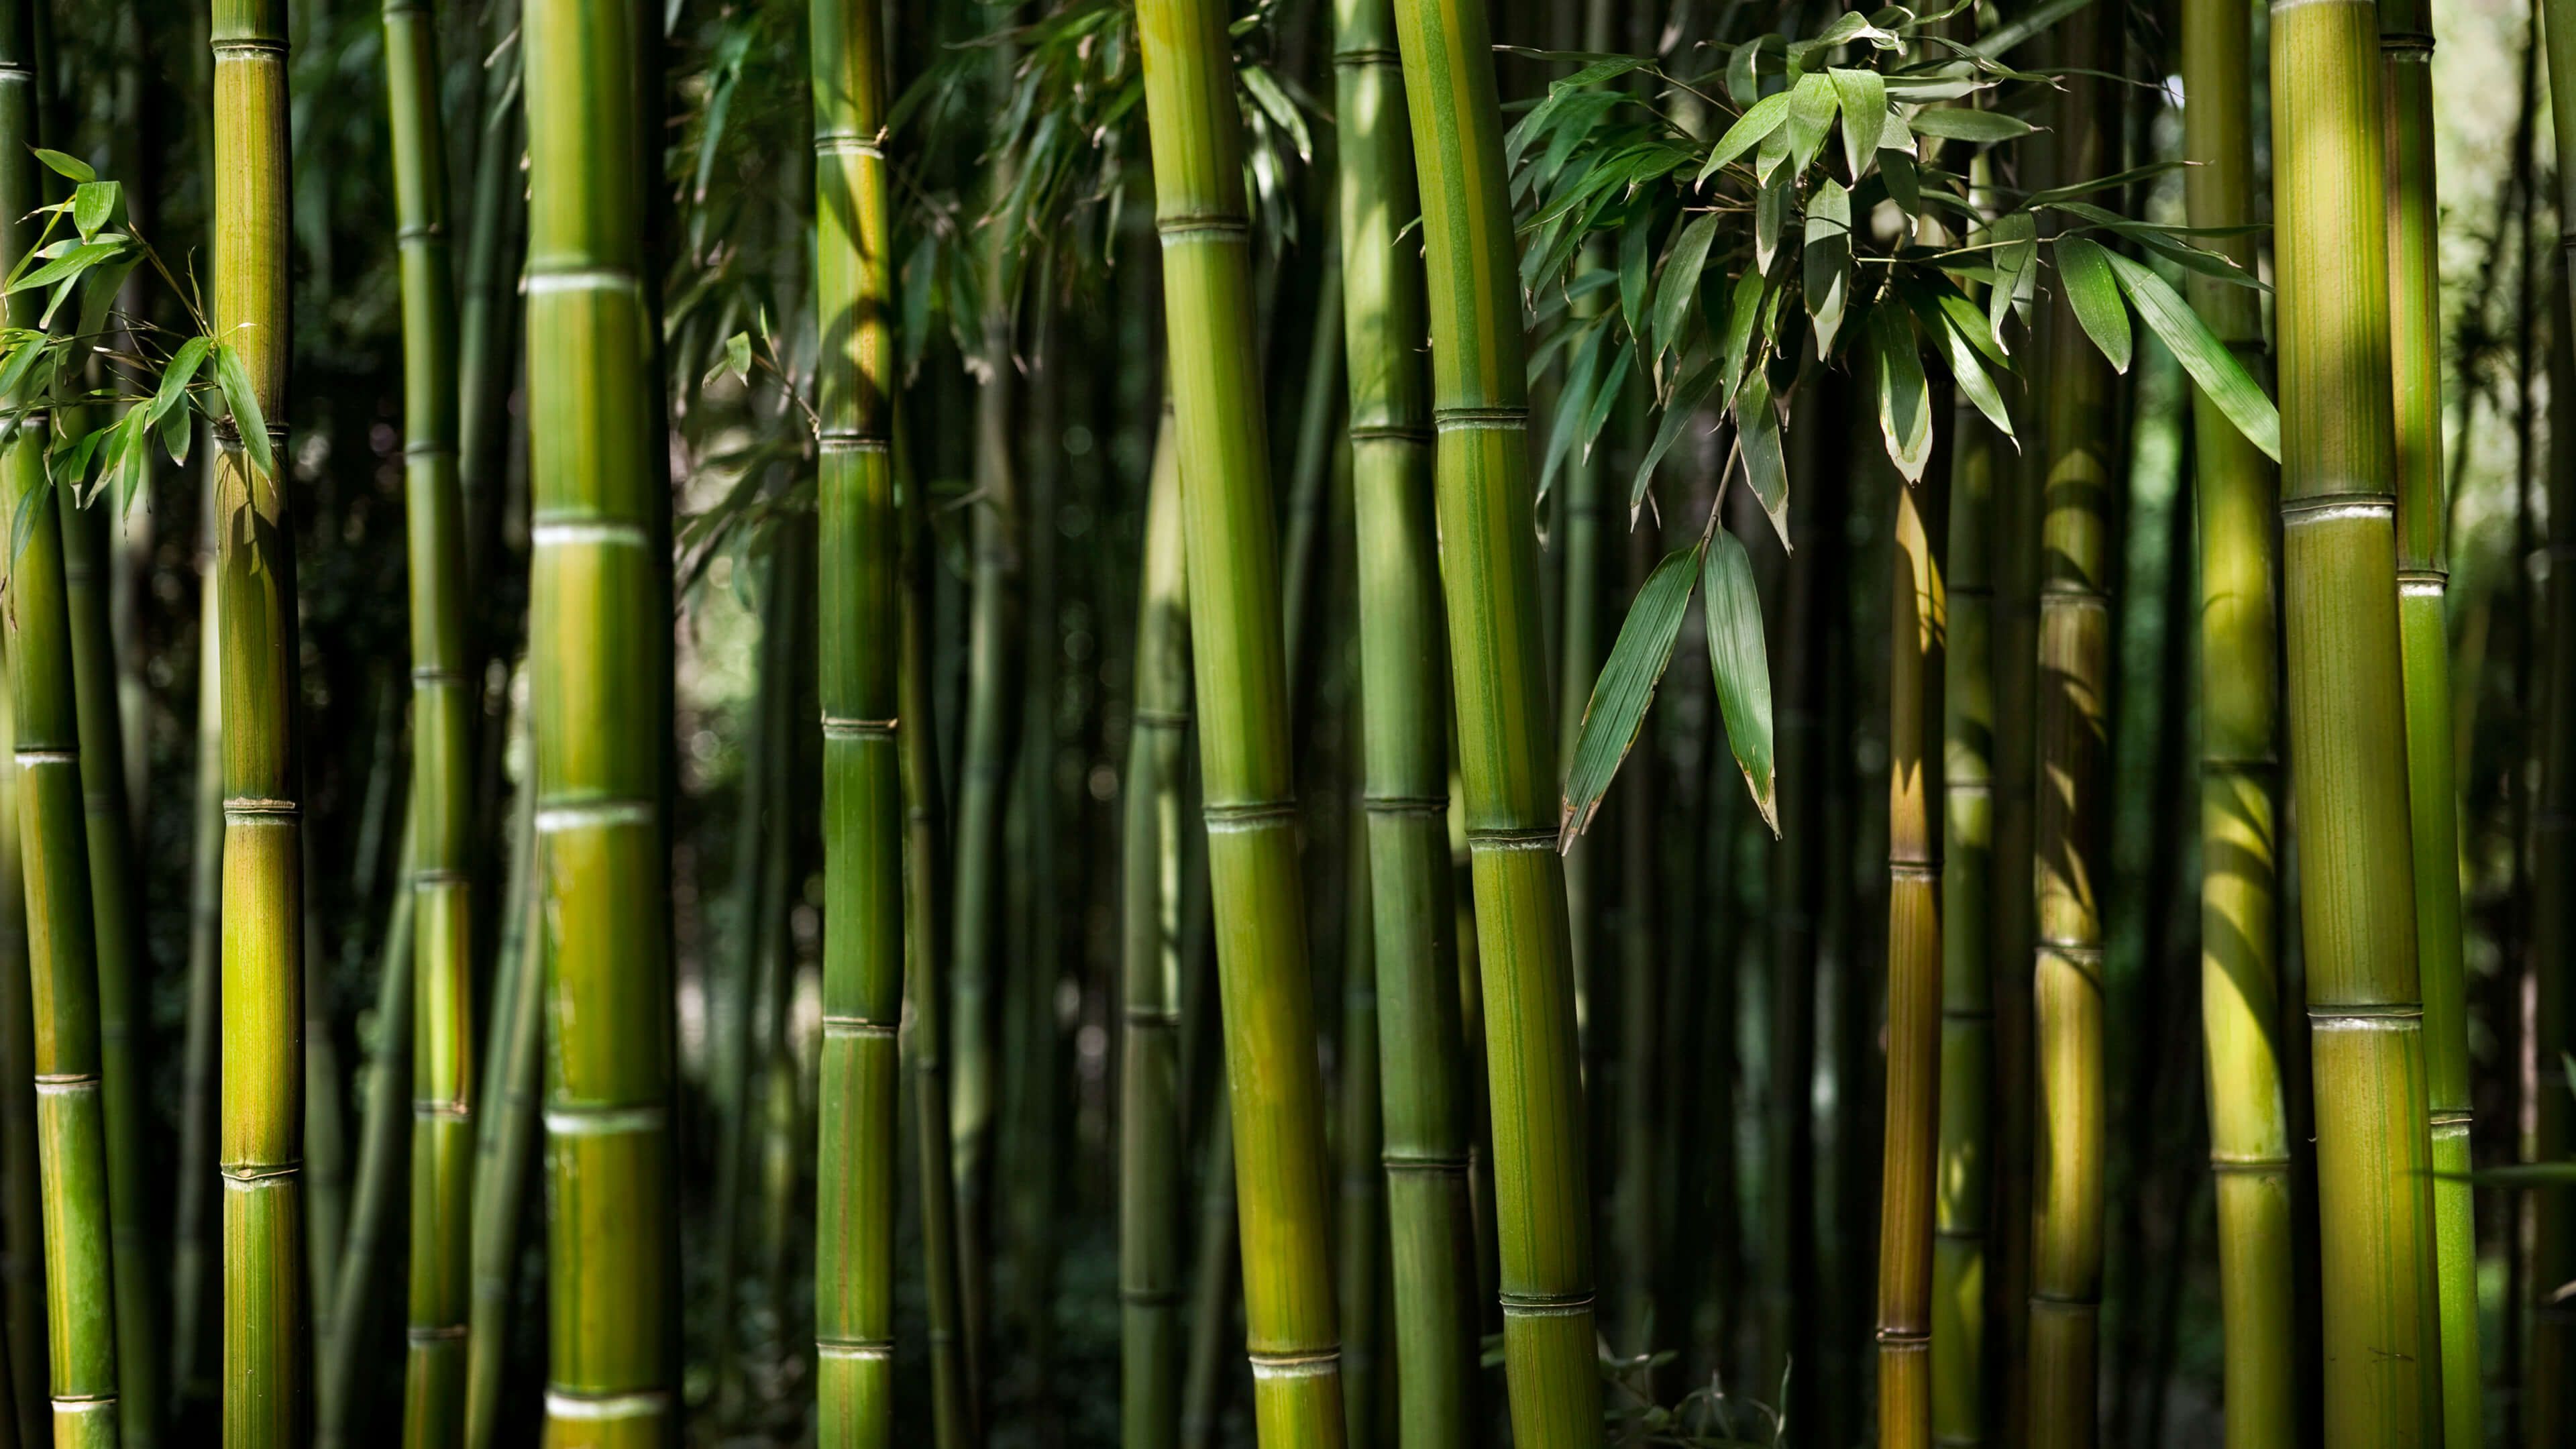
[1871,305,1933,481]
[2103,249,2282,462]
[1805,178,1852,355]
[1780,72,1839,178]
[149,336,212,429]
[1702,529,1778,835]
[1238,66,1312,162]
[1632,356,1725,508]
[1579,349,1633,466]
[213,341,276,483]
[1734,368,1790,549]
[1881,146,1920,215]
[1699,89,1795,182]
[1829,68,1885,177]
[1651,211,1721,360]
[2052,234,2131,374]
[1717,268,1765,411]
[1756,166,1790,274]
[1923,295,2017,441]
[1987,213,2037,350]
[1970,0,2098,56]
[6,240,122,298]
[70,182,118,242]
[1509,58,1648,165]
[1907,107,2038,143]
[32,148,94,184]
[1560,545,1702,846]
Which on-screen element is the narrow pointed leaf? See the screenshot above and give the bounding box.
[213,341,276,482]
[1651,211,1721,360]
[1700,89,1795,181]
[1702,529,1778,834]
[1805,178,1852,355]
[1908,107,2038,143]
[2103,248,2282,462]
[1829,68,1886,176]
[1871,305,1933,481]
[1560,545,1702,845]
[1734,368,1790,548]
[2052,233,2130,374]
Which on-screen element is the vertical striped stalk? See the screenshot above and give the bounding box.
[1335,839,1383,1446]
[0,638,44,1449]
[462,695,536,1449]
[455,0,523,584]
[812,0,904,1434]
[1337,1,1476,1440]
[2184,1,2296,1443]
[2270,4,2444,1445]
[319,828,417,1449]
[2531,5,2576,1433]
[382,0,476,1438]
[210,0,307,1438]
[170,462,223,1424]
[1880,441,1949,1449]
[1,9,122,1442]
[523,0,678,1438]
[1933,409,1996,1447]
[1388,0,1601,1440]
[1122,417,1189,1449]
[1986,294,2039,1449]
[1134,0,1348,1440]
[2027,14,2118,1444]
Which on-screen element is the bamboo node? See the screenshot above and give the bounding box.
[411,665,472,686]
[2279,496,2395,524]
[209,38,292,56]
[1331,47,1404,68]
[1203,801,1299,833]
[820,714,898,739]
[2378,31,2434,58]
[2428,1112,2473,1130]
[541,1104,667,1136]
[813,1338,896,1360]
[1349,424,1434,444]
[530,518,653,549]
[2398,570,2447,596]
[525,268,643,297]
[1499,1291,1596,1318]
[1888,861,1939,881]
[2307,1005,2423,1029]
[1381,1154,1470,1175]
[1874,1330,1931,1351]
[535,798,657,833]
[12,749,75,765]
[1247,1348,1342,1379]
[1157,215,1250,244]
[1133,708,1192,729]
[223,796,299,818]
[1435,407,1529,433]
[543,1389,673,1420]
[220,1165,301,1186]
[1361,793,1448,817]
[813,134,887,158]
[30,1075,99,1093]
[2206,1154,2291,1175]
[820,1016,898,1039]
[411,1099,470,1119]
[406,1324,469,1344]
[1466,827,1556,852]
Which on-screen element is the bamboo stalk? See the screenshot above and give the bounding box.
[2,11,123,1443]
[455,0,523,590]
[1880,427,1950,1449]
[523,0,678,1437]
[1387,0,1601,1438]
[1122,415,1190,1449]
[2183,1,2296,1443]
[812,0,904,1427]
[1335,835,1383,1448]
[1135,0,1348,1438]
[1336,0,1476,1440]
[462,686,535,1449]
[2271,4,2444,1445]
[380,0,476,1438]
[0,632,43,1449]
[170,455,221,1429]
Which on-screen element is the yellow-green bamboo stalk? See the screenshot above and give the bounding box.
[524,0,678,1438]
[2271,3,2444,1444]
[380,0,475,1439]
[3,13,123,1444]
[1388,0,1601,1440]
[462,685,535,1449]
[1134,0,1348,1439]
[0,635,43,1449]
[170,455,223,1426]
[2184,2,2296,1443]
[812,0,903,1434]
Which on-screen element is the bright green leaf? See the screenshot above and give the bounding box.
[1619,217,1653,342]
[1780,72,1839,178]
[2053,234,2131,374]
[1632,356,1725,511]
[1805,178,1852,356]
[1651,211,1721,362]
[1756,166,1791,274]
[1908,107,2039,144]
[1735,369,1790,549]
[213,341,276,484]
[1560,545,1703,846]
[1987,213,2038,350]
[1700,90,1795,182]
[71,181,118,242]
[1871,305,1933,482]
[31,148,94,184]
[1829,69,1885,176]
[2104,250,2282,463]
[1703,529,1778,835]
[150,336,212,429]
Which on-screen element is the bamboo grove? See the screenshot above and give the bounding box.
[0,0,2567,1446]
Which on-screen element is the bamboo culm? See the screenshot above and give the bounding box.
[462,697,537,1449]
[0,631,44,1449]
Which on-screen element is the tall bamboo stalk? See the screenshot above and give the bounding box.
[812,0,904,1430]
[170,458,222,1428]
[1388,0,1600,1440]
[2027,13,2120,1444]
[2,9,122,1442]
[0,637,42,1449]
[2183,1,2296,1442]
[1337,0,1476,1440]
[462,690,535,1449]
[1135,0,1348,1439]
[1931,404,1994,1446]
[381,0,476,1438]
[1335,834,1383,1448]
[1880,429,1949,1449]
[1122,416,1189,1449]
[2271,3,2444,1444]
[210,0,307,1436]
[319,828,417,1449]
[524,0,678,1436]
[455,0,523,588]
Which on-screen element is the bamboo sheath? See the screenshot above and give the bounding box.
[2532,7,2576,1436]
[1,11,121,1444]
[523,0,678,1440]
[0,643,45,1449]
[810,0,904,1435]
[1134,0,1348,1440]
[1121,417,1189,1449]
[380,0,476,1439]
[1880,435,1949,1449]
[1389,0,1601,1441]
[1933,409,1995,1448]
[2271,5,2443,1445]
[1336,0,1478,1438]
[2181,3,2296,1444]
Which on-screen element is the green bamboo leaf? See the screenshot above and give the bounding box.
[1578,349,1633,466]
[1908,107,2038,143]
[70,182,118,243]
[1632,356,1725,509]
[1805,178,1852,355]
[1881,147,1920,215]
[1702,529,1778,835]
[2051,201,2267,289]
[1560,545,1702,846]
[1987,213,2037,350]
[2102,249,2282,462]
[1717,268,1765,411]
[704,331,753,389]
[1699,89,1795,182]
[1735,368,1790,549]
[1508,57,1648,164]
[213,341,276,482]
[72,254,137,350]
[158,398,191,468]
[1780,72,1839,178]
[1725,35,1774,107]
[2052,234,2131,374]
[149,336,212,429]
[1871,305,1933,481]
[1923,296,2016,441]
[0,330,53,407]
[1651,211,1721,360]
[1756,167,1790,274]
[6,239,121,298]
[1544,319,1610,502]
[1970,0,2098,56]
[1829,69,1886,176]
[31,148,94,184]
[1238,66,1312,163]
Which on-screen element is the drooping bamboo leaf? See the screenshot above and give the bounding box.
[1238,65,1312,162]
[1578,349,1633,466]
[1734,368,1790,548]
[1619,215,1652,339]
[1701,529,1778,834]
[1716,268,1766,411]
[1871,305,1933,481]
[2052,233,2131,374]
[1908,107,2039,143]
[70,182,118,243]
[1882,146,1920,214]
[1633,356,1725,508]
[1698,89,1795,181]
[1651,211,1721,360]
[1987,212,2037,349]
[31,148,93,184]
[2103,248,2282,462]
[1830,68,1886,176]
[149,336,212,429]
[2050,201,2267,288]
[1756,166,1790,273]
[1560,545,1702,845]
[213,341,276,484]
[1544,317,1611,502]
[1507,57,1648,164]
[1805,178,1852,354]
[1780,72,1840,178]
[6,239,123,298]
[1969,0,2098,56]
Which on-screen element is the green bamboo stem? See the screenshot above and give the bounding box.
[2271,5,2444,1445]
[0,633,42,1449]
[1135,0,1348,1439]
[319,828,418,1449]
[1335,837,1383,1448]
[210,0,307,1437]
[455,0,523,589]
[1988,311,2039,1449]
[2183,2,2296,1444]
[380,0,476,1439]
[2,14,121,1444]
[462,690,536,1449]
[1179,1108,1240,1449]
[2531,6,2576,1436]
[811,0,903,1429]
[524,0,678,1438]
[1387,1,1601,1440]
[1880,431,1950,1449]
[1122,415,1190,1449]
[1336,1,1476,1440]
[170,458,222,1426]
